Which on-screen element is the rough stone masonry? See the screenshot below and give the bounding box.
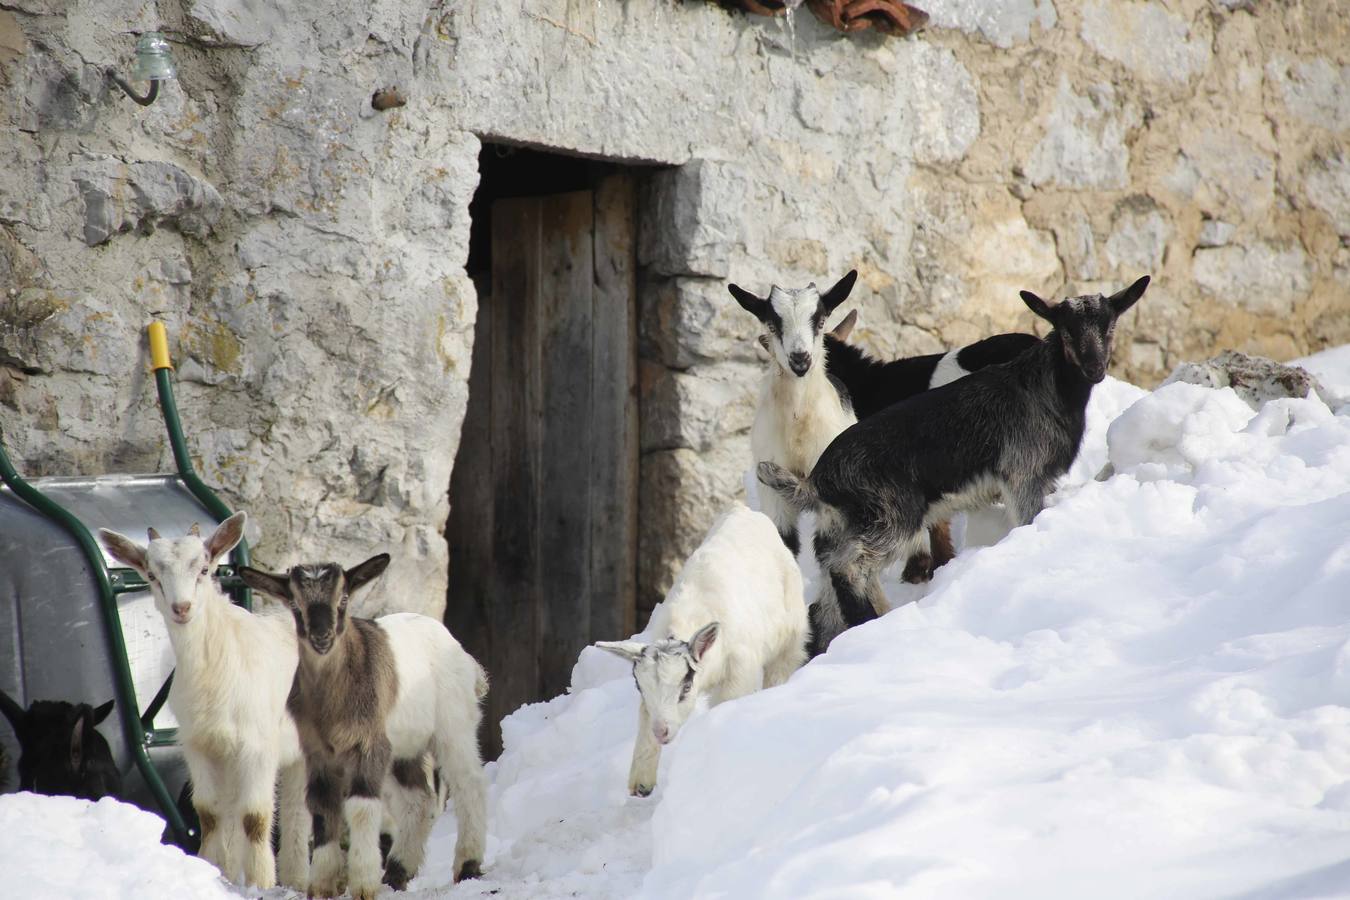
[0,0,1346,617]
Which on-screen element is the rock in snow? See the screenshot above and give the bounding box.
[2,351,1349,900]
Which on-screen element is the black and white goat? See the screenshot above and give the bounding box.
[823,319,1041,578]
[730,271,858,557]
[0,690,121,800]
[240,557,488,897]
[760,277,1150,654]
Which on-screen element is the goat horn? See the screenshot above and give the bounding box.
[147,527,161,541]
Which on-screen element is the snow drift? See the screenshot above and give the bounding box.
[0,793,230,899]
[3,351,1347,900]
[483,367,1350,899]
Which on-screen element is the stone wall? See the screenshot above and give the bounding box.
[0,0,1345,617]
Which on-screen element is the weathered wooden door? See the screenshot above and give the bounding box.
[447,175,638,758]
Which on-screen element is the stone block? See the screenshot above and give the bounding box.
[1192,242,1311,317]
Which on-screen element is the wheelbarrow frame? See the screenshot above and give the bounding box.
[0,322,252,847]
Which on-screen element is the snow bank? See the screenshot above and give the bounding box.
[481,361,1350,899]
[0,793,229,899]
[646,382,1350,899]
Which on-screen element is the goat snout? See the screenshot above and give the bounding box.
[788,351,812,376]
[652,721,672,745]
[170,602,192,623]
[309,633,334,655]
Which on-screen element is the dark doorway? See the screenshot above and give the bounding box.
[448,143,641,758]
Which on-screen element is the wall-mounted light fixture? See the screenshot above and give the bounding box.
[106,31,176,107]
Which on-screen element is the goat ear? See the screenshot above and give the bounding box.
[1109,275,1150,316]
[819,270,858,314]
[70,710,87,771]
[345,554,391,594]
[0,689,24,733]
[238,566,291,601]
[595,640,645,663]
[829,309,858,342]
[728,284,768,320]
[92,700,114,725]
[1019,290,1056,322]
[204,512,247,562]
[99,529,147,572]
[688,622,719,663]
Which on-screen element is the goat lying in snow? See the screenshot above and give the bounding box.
[823,316,1041,579]
[240,556,488,897]
[0,690,121,800]
[597,503,807,797]
[100,515,309,890]
[761,276,1150,655]
[730,270,859,558]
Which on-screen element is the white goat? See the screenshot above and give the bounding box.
[99,513,309,890]
[597,503,807,797]
[240,556,489,897]
[730,271,859,558]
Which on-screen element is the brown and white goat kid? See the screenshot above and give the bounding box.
[240,556,488,898]
[99,514,308,890]
[730,270,859,558]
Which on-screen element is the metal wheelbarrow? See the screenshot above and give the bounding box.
[0,322,251,848]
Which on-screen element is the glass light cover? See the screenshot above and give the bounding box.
[131,31,175,81]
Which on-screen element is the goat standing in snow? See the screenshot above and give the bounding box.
[823,316,1041,579]
[597,504,807,797]
[761,277,1150,654]
[240,556,488,897]
[99,514,309,890]
[0,690,121,800]
[731,270,859,558]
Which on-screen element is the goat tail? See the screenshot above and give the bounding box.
[472,660,489,703]
[757,461,818,515]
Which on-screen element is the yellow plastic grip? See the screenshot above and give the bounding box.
[148,321,173,371]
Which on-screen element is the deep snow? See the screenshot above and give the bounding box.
[3,349,1348,900]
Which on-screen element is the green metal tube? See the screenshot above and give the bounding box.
[0,428,192,846]
[152,367,252,610]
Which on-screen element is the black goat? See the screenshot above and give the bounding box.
[0,689,122,799]
[823,319,1040,579]
[761,276,1150,654]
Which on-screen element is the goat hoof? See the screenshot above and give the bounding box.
[901,553,934,584]
[456,859,483,882]
[383,858,410,891]
[630,784,653,798]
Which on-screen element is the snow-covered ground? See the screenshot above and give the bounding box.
[0,792,232,899]
[4,347,1349,899]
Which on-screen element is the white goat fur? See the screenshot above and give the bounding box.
[99,515,309,890]
[367,612,489,890]
[598,504,807,796]
[751,286,857,552]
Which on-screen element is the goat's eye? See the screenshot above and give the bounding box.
[200,567,209,577]
[146,573,157,583]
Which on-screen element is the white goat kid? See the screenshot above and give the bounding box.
[597,503,808,797]
[730,270,859,558]
[99,513,308,890]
